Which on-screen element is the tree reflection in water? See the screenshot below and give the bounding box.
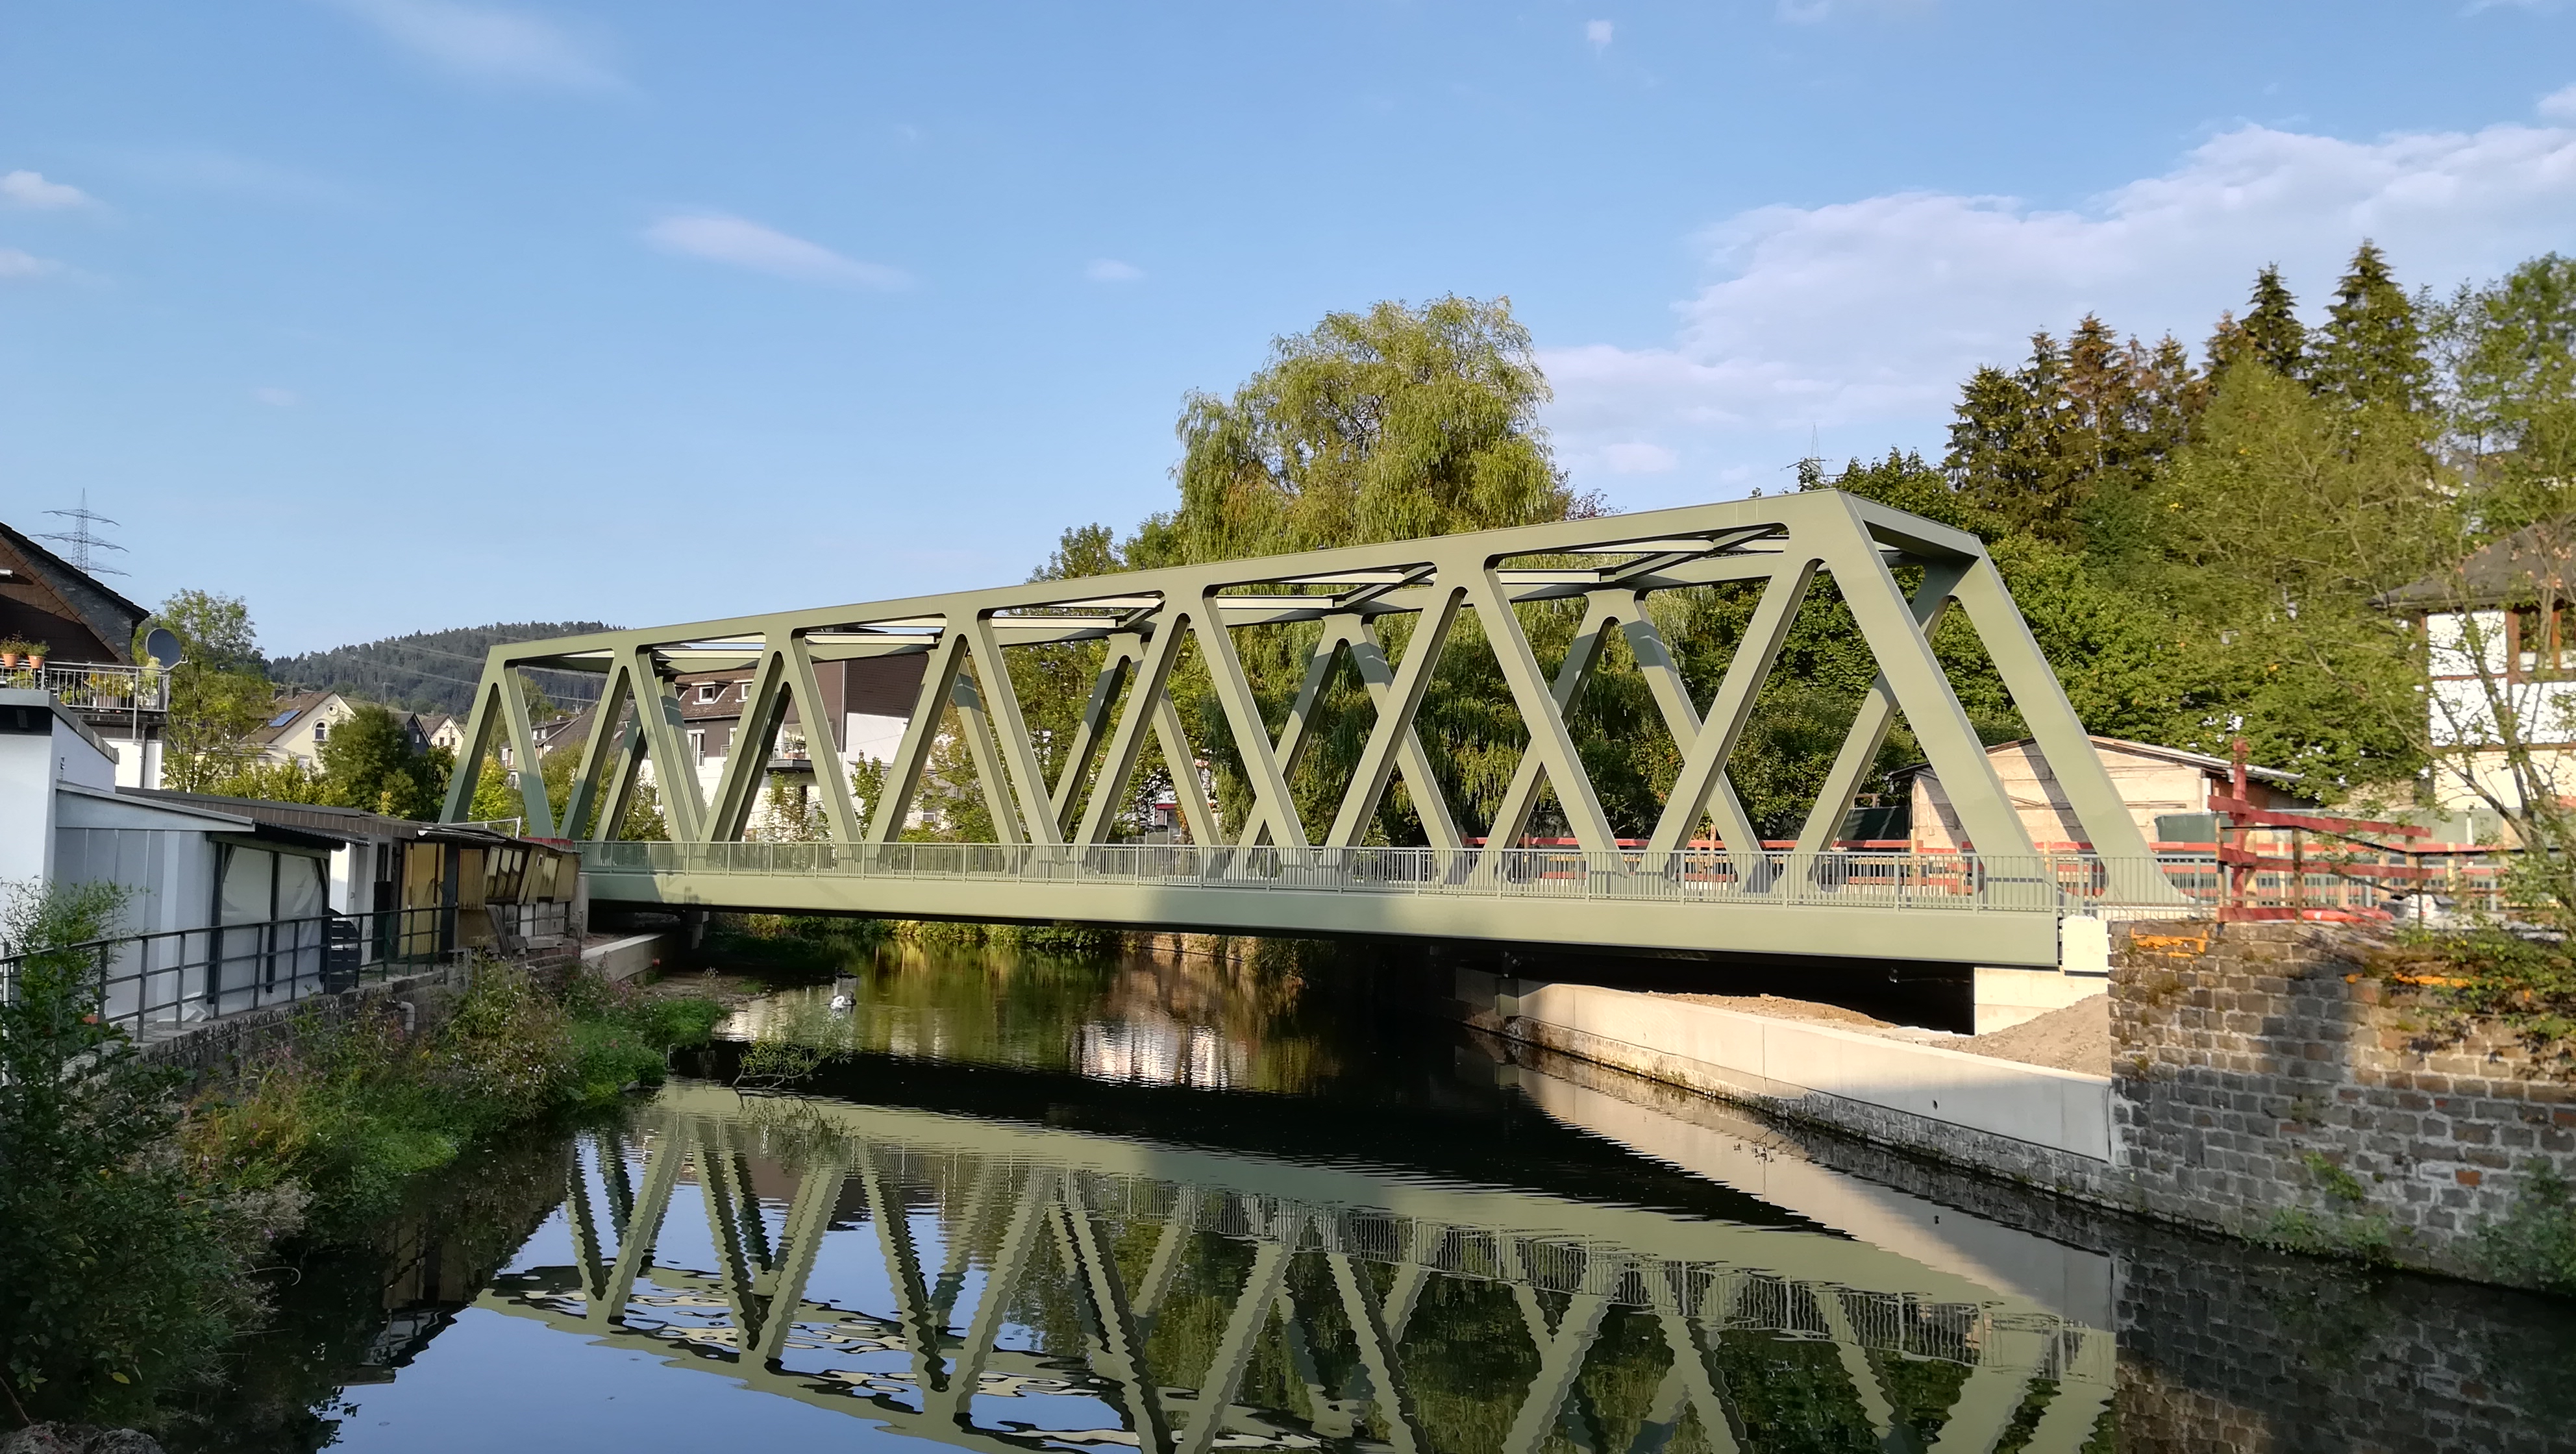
[719,939,1368,1096]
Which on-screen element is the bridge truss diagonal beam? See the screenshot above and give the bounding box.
[443,491,2146,878]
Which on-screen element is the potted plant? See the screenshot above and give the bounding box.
[87,670,125,705]
[0,637,27,670]
[26,641,49,671]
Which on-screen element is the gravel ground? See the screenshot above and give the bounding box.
[1955,996,2111,1075]
[1670,987,2111,1076]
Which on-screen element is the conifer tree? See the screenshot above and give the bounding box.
[1944,320,2200,548]
[2242,264,2307,378]
[2311,241,2432,412]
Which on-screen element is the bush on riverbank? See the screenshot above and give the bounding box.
[180,963,724,1229]
[0,884,279,1429]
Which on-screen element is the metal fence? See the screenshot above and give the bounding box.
[584,840,2227,913]
[0,900,572,1039]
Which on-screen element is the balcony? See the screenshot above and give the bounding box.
[16,659,171,718]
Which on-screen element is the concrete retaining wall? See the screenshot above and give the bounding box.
[1455,970,2114,1188]
[580,931,678,983]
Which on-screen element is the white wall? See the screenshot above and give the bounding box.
[844,711,908,768]
[2423,608,2576,811]
[108,733,162,790]
[0,731,56,885]
[53,789,246,937]
[1,692,122,886]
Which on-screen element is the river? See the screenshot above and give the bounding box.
[187,938,2576,1452]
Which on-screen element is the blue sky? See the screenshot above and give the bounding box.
[4,1,2575,653]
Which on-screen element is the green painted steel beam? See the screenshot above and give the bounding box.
[582,864,2064,966]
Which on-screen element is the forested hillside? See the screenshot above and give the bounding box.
[266,622,615,717]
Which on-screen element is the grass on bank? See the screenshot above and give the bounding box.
[180,963,725,1229]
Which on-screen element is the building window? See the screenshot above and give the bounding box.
[689,729,707,761]
[312,720,328,744]
[697,683,719,704]
[738,680,752,702]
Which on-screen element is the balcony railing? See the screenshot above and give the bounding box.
[11,659,171,715]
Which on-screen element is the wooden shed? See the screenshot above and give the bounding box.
[1899,736,2310,856]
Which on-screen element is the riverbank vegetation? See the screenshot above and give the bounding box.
[180,965,724,1231]
[0,882,723,1428]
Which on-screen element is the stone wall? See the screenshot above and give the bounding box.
[138,961,472,1088]
[1487,1032,2576,1453]
[2109,918,2576,1284]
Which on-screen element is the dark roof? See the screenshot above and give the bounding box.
[0,518,149,663]
[2380,520,2576,610]
[122,789,543,848]
[536,702,594,754]
[245,689,340,746]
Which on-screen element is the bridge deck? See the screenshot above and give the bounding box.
[580,844,2194,967]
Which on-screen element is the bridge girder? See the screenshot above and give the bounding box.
[441,491,2151,870]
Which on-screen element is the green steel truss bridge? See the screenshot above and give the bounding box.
[442,492,2170,967]
[480,1086,2115,1453]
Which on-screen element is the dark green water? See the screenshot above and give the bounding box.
[184,942,2576,1453]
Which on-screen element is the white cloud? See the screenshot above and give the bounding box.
[1600,442,1678,474]
[1085,258,1145,283]
[0,249,59,279]
[644,213,912,290]
[1545,99,2576,490]
[328,0,621,92]
[1,171,96,210]
[254,388,301,407]
[2542,83,2576,121]
[1585,19,1613,48]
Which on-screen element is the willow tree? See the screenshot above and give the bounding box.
[1156,295,1584,566]
[995,297,1591,845]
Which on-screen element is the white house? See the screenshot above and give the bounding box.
[250,689,358,769]
[2381,522,2576,816]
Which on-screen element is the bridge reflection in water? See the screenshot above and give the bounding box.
[482,1085,2113,1453]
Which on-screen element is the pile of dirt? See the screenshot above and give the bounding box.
[1957,996,2111,1075]
[1671,992,1896,1029]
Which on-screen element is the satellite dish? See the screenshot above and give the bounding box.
[142,627,182,667]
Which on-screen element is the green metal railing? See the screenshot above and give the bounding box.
[584,841,2209,913]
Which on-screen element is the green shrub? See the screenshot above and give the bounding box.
[2392,926,2576,1052]
[434,964,576,1118]
[0,881,272,1425]
[182,965,726,1226]
[2480,1161,2576,1294]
